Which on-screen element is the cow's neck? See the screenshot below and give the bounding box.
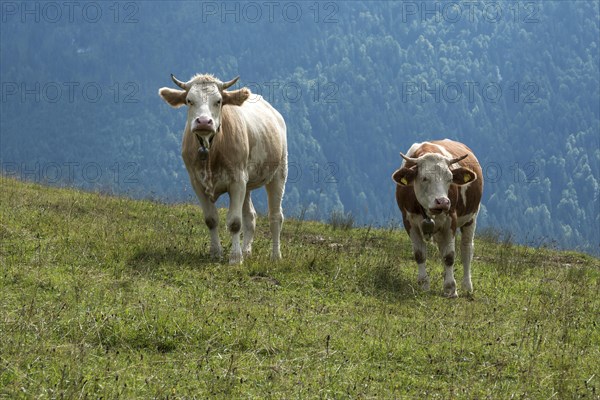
[194,125,220,198]
[197,160,216,202]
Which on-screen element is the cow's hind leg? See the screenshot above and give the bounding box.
[460,218,477,293]
[242,191,256,258]
[265,174,285,260]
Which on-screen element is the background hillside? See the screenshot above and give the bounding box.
[1,1,598,253]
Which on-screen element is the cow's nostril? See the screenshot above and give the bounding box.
[195,117,213,126]
[436,198,450,207]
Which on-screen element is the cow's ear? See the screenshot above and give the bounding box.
[222,87,251,106]
[452,167,477,185]
[158,87,187,108]
[392,167,417,186]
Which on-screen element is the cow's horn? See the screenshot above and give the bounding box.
[221,76,240,90]
[400,152,419,163]
[447,154,469,165]
[170,74,188,90]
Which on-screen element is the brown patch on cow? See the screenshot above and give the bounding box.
[414,250,425,264]
[401,212,412,234]
[444,251,455,266]
[205,217,218,230]
[229,218,241,233]
[396,187,422,217]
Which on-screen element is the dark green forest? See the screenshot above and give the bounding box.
[1,1,598,254]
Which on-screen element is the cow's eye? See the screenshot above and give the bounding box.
[187,99,194,106]
[422,176,428,182]
[215,100,222,107]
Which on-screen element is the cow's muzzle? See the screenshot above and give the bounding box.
[429,197,451,214]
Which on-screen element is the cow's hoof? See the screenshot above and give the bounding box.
[210,246,223,260]
[444,281,457,298]
[229,251,243,265]
[270,251,282,261]
[243,243,252,259]
[462,279,473,293]
[417,276,430,291]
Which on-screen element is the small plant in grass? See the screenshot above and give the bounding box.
[329,209,354,230]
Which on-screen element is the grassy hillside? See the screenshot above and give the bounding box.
[1,177,598,399]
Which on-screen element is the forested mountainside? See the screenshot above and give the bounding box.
[1,1,598,253]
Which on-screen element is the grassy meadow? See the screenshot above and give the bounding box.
[0,177,598,399]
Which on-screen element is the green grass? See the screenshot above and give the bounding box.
[1,177,598,399]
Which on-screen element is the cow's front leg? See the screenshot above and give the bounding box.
[191,181,222,259]
[438,231,457,298]
[227,181,246,265]
[409,227,429,291]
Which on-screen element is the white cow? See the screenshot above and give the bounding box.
[159,73,287,264]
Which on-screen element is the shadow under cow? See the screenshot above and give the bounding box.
[366,264,423,302]
[127,246,214,275]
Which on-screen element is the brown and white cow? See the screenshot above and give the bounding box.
[392,139,483,297]
[159,73,287,264]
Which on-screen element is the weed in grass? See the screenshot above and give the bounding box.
[329,210,355,230]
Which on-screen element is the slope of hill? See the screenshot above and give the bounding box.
[1,178,598,398]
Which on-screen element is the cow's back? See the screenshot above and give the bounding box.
[238,94,287,165]
[205,94,286,191]
[239,95,286,189]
